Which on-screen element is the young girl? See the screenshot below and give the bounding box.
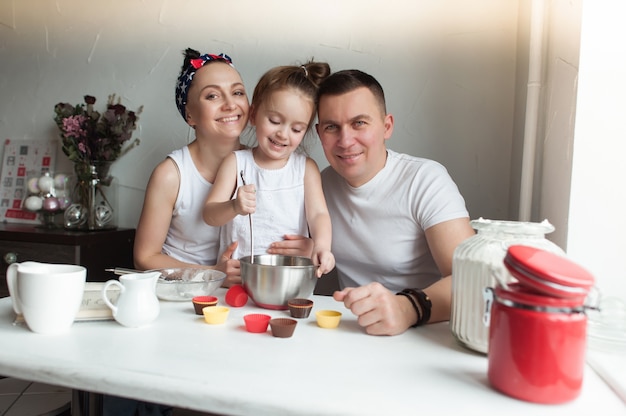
[203,61,335,277]
[133,49,313,287]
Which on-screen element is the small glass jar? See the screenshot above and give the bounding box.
[450,218,564,354]
[486,245,595,404]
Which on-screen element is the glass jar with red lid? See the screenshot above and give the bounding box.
[485,245,596,404]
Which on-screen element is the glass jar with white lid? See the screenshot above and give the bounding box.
[450,217,565,354]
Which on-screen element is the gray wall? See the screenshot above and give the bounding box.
[0,0,519,229]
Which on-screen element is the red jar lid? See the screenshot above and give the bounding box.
[504,245,595,299]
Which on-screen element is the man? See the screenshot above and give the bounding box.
[316,69,475,336]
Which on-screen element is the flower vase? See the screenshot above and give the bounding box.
[64,162,118,231]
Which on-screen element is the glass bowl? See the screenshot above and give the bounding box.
[154,268,226,301]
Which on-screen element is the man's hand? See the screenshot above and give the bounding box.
[333,282,417,336]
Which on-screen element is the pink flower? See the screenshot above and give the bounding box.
[62,115,87,139]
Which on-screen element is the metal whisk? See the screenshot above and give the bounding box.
[240,170,254,263]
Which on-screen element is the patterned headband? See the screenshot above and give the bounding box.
[175,53,234,121]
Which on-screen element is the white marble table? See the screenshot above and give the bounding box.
[0,289,623,415]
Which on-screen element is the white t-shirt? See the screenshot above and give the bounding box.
[162,146,221,265]
[321,149,469,292]
[219,149,309,260]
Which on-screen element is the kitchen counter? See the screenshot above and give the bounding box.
[0,290,623,415]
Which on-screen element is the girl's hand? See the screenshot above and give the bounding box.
[234,184,256,216]
[313,249,335,277]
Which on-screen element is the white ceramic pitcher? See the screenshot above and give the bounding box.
[102,272,160,328]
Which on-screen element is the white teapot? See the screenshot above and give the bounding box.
[102,272,160,328]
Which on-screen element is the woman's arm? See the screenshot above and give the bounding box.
[134,158,192,270]
[133,157,242,286]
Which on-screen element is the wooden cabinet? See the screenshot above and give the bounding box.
[0,224,135,298]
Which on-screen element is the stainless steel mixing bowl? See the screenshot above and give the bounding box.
[240,255,317,310]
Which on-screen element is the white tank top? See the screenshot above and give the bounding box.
[220,149,309,259]
[162,146,221,265]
